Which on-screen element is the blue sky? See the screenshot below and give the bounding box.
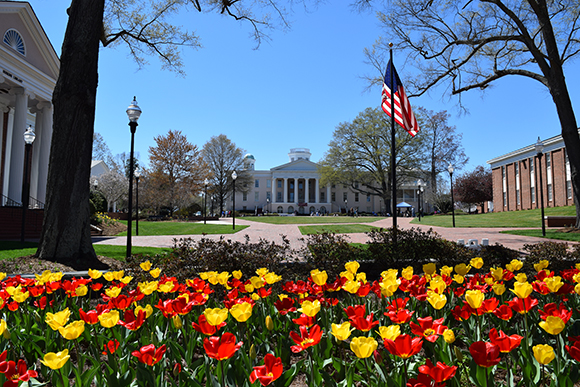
[30,0,579,176]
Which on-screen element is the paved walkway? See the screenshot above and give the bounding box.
[92,217,568,252]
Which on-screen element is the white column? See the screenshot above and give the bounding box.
[29,108,42,201]
[305,178,309,203]
[271,177,276,204]
[7,87,29,202]
[283,178,288,203]
[293,178,297,203]
[326,184,330,204]
[315,178,319,203]
[36,101,52,203]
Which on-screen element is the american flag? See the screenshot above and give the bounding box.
[381,60,420,137]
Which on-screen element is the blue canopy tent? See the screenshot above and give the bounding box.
[396,202,413,208]
[396,201,414,217]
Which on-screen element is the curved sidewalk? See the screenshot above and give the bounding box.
[92,217,567,252]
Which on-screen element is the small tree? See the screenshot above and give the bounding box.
[90,171,128,212]
[453,166,492,213]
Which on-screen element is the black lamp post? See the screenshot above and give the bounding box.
[266,198,270,215]
[20,126,35,243]
[535,137,546,237]
[126,97,142,258]
[344,199,348,215]
[448,164,456,227]
[204,178,209,225]
[231,171,237,230]
[416,179,423,221]
[135,170,140,236]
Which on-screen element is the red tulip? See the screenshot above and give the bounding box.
[0,359,38,386]
[418,359,458,383]
[410,316,447,343]
[469,341,501,368]
[249,353,283,386]
[489,328,522,353]
[132,344,166,366]
[118,309,146,331]
[192,315,226,336]
[102,339,120,355]
[290,324,323,353]
[383,334,423,359]
[385,309,414,324]
[203,332,243,360]
[349,313,380,332]
[565,340,580,362]
[344,304,366,319]
[538,303,572,324]
[292,313,316,328]
[507,296,538,314]
[493,304,513,321]
[274,298,296,316]
[79,308,99,325]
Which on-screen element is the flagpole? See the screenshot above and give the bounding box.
[390,44,397,247]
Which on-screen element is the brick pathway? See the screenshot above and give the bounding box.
[92,217,569,252]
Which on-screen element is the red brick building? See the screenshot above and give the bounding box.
[487,132,576,212]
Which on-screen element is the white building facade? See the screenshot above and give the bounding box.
[231,148,426,215]
[0,2,58,207]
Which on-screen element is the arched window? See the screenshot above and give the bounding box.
[3,29,25,56]
[309,206,315,214]
[287,206,294,214]
[320,206,327,214]
[277,206,283,213]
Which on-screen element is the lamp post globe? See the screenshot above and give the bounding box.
[535,137,546,237]
[448,164,455,227]
[126,97,141,258]
[204,178,209,225]
[231,171,237,230]
[20,126,35,243]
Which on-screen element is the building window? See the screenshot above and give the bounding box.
[320,192,325,202]
[243,193,247,201]
[343,185,347,189]
[502,166,507,207]
[567,180,572,199]
[266,192,271,201]
[516,189,520,205]
[530,158,535,203]
[289,193,294,202]
[331,192,336,202]
[255,179,259,188]
[287,206,294,214]
[566,150,572,199]
[343,192,347,202]
[548,184,553,202]
[243,206,247,211]
[531,186,536,204]
[3,29,26,56]
[277,192,282,202]
[355,193,359,202]
[546,153,551,168]
[503,192,507,207]
[331,184,336,188]
[367,194,371,202]
[354,182,359,189]
[277,206,283,213]
[266,179,271,188]
[277,180,282,188]
[255,192,259,201]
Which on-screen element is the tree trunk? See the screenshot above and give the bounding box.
[36,0,107,269]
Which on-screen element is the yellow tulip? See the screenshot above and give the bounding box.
[350,336,378,359]
[511,281,533,299]
[539,316,565,335]
[140,260,152,271]
[251,293,260,301]
[345,261,360,275]
[0,273,6,282]
[356,272,367,284]
[465,289,484,310]
[492,283,506,296]
[440,266,453,277]
[264,272,282,284]
[342,280,361,294]
[429,276,447,294]
[135,304,153,318]
[331,322,353,341]
[453,274,465,284]
[250,276,265,289]
[58,321,85,340]
[88,269,102,279]
[256,268,269,277]
[454,263,470,276]
[470,257,484,269]
[98,310,120,328]
[545,276,564,293]
[310,269,328,286]
[74,285,88,297]
[120,276,133,284]
[11,289,29,303]
[575,283,580,295]
[299,300,321,317]
[172,315,183,329]
[46,308,71,331]
[104,272,115,282]
[158,281,175,293]
[150,268,161,279]
[340,271,354,281]
[423,263,437,275]
[204,308,229,326]
[232,270,243,279]
[0,319,7,336]
[265,316,274,331]
[41,349,70,370]
[490,267,504,281]
[515,273,527,283]
[376,325,401,341]
[380,278,399,297]
[138,281,158,295]
[506,259,523,272]
[105,286,122,298]
[217,272,231,285]
[230,302,253,322]
[401,266,414,280]
[427,292,447,310]
[533,344,555,365]
[534,260,549,272]
[443,329,455,344]
[381,269,398,281]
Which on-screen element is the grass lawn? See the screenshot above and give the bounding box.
[241,215,386,225]
[500,229,580,242]
[409,206,576,228]
[115,220,248,236]
[0,241,172,261]
[298,224,382,235]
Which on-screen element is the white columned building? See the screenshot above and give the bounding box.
[0,2,59,207]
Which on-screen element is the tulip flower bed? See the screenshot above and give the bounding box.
[0,257,579,387]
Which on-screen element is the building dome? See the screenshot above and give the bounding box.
[244,154,255,160]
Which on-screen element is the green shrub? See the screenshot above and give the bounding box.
[522,241,575,273]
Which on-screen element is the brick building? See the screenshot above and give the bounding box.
[487,131,576,212]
